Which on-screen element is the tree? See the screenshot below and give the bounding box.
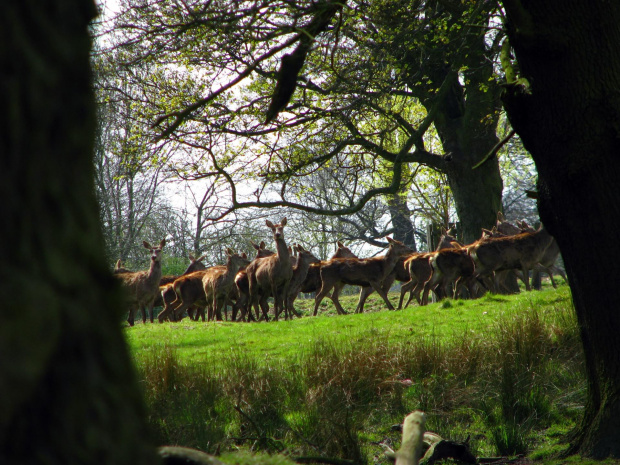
[500,1,620,458]
[0,1,156,463]
[104,0,508,243]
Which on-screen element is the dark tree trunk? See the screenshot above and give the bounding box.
[387,194,417,251]
[502,1,620,458]
[424,39,504,244]
[0,1,157,463]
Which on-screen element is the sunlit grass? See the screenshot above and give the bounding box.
[125,283,584,464]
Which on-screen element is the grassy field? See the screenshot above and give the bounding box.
[124,283,599,465]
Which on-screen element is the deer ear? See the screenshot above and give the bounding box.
[260,241,266,248]
[281,217,287,226]
[159,239,166,248]
[337,241,344,248]
[226,247,234,256]
[386,237,394,244]
[241,252,247,259]
[189,254,195,261]
[143,241,152,249]
[497,211,504,222]
[266,220,274,229]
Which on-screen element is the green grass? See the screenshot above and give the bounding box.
[124,283,588,465]
[126,284,572,366]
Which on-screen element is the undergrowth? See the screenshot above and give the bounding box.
[129,285,585,464]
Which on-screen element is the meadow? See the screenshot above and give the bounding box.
[124,283,597,465]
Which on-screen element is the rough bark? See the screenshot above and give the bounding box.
[422,40,504,244]
[0,1,157,463]
[501,0,620,458]
[388,194,418,251]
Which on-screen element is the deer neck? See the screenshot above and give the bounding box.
[148,258,163,285]
[292,255,313,285]
[275,237,291,266]
[380,246,401,277]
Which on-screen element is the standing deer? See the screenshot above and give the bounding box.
[297,241,357,315]
[467,225,554,292]
[421,248,476,305]
[233,242,275,322]
[115,239,166,326]
[153,254,207,320]
[518,220,566,288]
[281,244,320,320]
[397,229,462,309]
[313,237,411,315]
[245,218,293,321]
[203,249,249,321]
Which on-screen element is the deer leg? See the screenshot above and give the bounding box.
[329,284,349,315]
[313,284,331,316]
[521,265,532,291]
[127,307,136,326]
[367,281,394,310]
[355,286,373,313]
[399,280,416,309]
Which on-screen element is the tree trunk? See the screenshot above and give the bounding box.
[501,1,620,458]
[0,1,157,463]
[388,194,417,251]
[427,59,505,244]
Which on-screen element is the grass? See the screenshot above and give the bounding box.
[124,283,589,464]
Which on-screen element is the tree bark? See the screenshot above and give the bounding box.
[0,1,157,463]
[501,1,620,458]
[421,35,504,244]
[388,194,418,251]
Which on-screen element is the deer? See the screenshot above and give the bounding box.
[233,242,276,322]
[517,220,567,288]
[421,248,476,305]
[280,244,320,320]
[114,239,166,326]
[313,237,412,315]
[245,218,293,322]
[496,213,566,288]
[202,249,250,321]
[397,229,462,309]
[297,241,358,316]
[466,224,554,292]
[113,259,130,274]
[152,254,207,319]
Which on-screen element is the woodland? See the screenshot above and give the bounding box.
[2,0,620,464]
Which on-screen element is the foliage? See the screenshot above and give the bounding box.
[95,0,521,248]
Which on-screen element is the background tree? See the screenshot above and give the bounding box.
[0,0,156,462]
[102,0,508,244]
[500,0,620,458]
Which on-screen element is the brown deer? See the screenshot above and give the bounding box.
[152,254,207,319]
[398,252,435,309]
[203,249,249,321]
[245,218,293,321]
[297,241,358,315]
[517,220,567,288]
[159,268,213,322]
[397,229,462,309]
[233,242,276,322]
[115,239,166,326]
[113,259,130,274]
[281,244,320,320]
[467,225,554,292]
[421,248,476,305]
[313,237,411,315]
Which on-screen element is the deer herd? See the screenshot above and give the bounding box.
[114,213,566,326]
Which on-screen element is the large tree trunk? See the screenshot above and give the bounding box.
[0,2,157,463]
[423,36,504,244]
[501,1,620,458]
[388,194,418,251]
